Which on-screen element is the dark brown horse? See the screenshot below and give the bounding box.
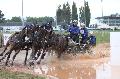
[0,27,29,66]
[0,32,20,56]
[48,33,69,58]
[35,33,69,64]
[29,23,53,65]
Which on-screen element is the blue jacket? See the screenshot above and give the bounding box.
[81,27,88,38]
[68,25,80,35]
[89,35,96,45]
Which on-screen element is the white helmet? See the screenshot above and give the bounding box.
[89,31,93,35]
[81,23,85,27]
[73,20,78,24]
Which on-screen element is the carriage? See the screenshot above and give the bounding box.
[66,33,96,55]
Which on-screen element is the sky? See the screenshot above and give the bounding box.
[0,0,120,23]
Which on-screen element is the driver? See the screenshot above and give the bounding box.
[68,20,80,44]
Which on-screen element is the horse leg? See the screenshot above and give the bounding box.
[29,46,37,66]
[24,49,28,66]
[4,46,15,66]
[11,49,20,66]
[57,52,61,58]
[35,50,41,60]
[2,45,15,66]
[0,52,9,62]
[37,49,46,64]
[30,46,36,60]
[0,47,13,62]
[41,52,46,59]
[0,43,9,56]
[5,51,12,66]
[57,50,63,58]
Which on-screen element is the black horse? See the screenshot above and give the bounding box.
[0,27,28,66]
[29,22,53,64]
[0,25,34,66]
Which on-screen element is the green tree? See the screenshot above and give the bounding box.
[56,2,71,29]
[79,1,91,27]
[62,3,67,23]
[26,17,37,23]
[56,5,63,24]
[10,16,22,22]
[65,2,71,24]
[72,2,78,21]
[79,7,85,23]
[26,16,54,23]
[0,10,5,23]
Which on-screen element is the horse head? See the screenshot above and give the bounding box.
[44,22,53,34]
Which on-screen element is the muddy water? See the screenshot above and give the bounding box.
[37,54,110,79]
[47,62,96,79]
[0,43,110,79]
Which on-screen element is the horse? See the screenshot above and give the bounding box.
[0,23,53,66]
[28,22,53,65]
[0,32,20,56]
[9,24,39,66]
[8,23,52,66]
[0,26,30,66]
[34,32,69,65]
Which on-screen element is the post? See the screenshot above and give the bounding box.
[101,0,103,17]
[56,10,57,27]
[22,0,24,27]
[84,0,86,27]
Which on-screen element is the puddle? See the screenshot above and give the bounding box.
[96,63,111,79]
[33,55,110,79]
[0,43,111,79]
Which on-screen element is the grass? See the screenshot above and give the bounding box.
[93,29,120,44]
[0,69,46,79]
[93,30,110,44]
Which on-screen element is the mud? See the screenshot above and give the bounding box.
[0,43,110,79]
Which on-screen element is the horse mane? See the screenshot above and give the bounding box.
[7,32,20,42]
[10,32,19,37]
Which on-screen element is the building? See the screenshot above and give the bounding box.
[0,22,60,33]
[0,22,24,33]
[96,13,120,29]
[53,25,63,31]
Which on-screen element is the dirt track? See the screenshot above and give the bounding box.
[0,43,110,79]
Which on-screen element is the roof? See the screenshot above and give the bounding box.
[0,22,22,26]
[0,22,33,26]
[96,14,120,19]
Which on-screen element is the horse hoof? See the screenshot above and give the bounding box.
[29,61,34,66]
[24,64,26,66]
[5,63,8,66]
[37,62,40,64]
[10,62,13,66]
[0,54,3,56]
[34,57,37,60]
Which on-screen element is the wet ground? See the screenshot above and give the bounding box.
[0,43,110,79]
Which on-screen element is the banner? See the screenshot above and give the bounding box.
[3,34,12,45]
[110,32,120,65]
